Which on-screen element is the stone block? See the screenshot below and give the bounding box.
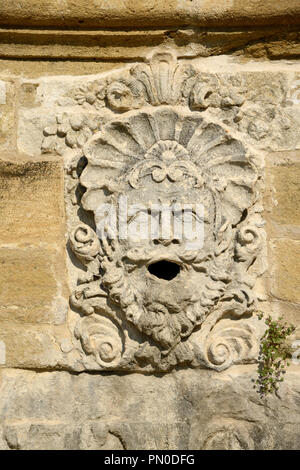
[0,158,65,244]
[0,6,299,451]
[0,245,68,324]
[0,367,300,450]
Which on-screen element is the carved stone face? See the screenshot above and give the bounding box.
[69,53,265,372]
[106,184,217,351]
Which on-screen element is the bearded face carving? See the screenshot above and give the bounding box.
[69,53,265,372]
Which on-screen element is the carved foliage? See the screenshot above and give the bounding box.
[42,51,293,156]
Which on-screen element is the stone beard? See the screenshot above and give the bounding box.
[68,53,265,373]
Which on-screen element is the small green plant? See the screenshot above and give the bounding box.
[255,313,296,397]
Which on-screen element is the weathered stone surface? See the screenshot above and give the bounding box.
[17,59,300,157]
[266,300,300,340]
[269,239,300,304]
[1,0,300,29]
[0,60,127,78]
[243,32,300,59]
[0,366,299,450]
[0,245,68,324]
[0,80,16,152]
[2,29,300,61]
[0,323,71,368]
[0,1,300,452]
[0,158,65,244]
[268,163,300,227]
[59,51,267,373]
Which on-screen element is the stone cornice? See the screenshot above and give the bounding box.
[0,0,300,29]
[1,28,300,61]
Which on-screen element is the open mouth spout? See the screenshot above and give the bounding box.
[147,260,181,281]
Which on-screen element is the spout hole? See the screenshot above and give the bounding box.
[148,260,180,281]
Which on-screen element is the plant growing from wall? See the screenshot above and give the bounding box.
[255,313,296,397]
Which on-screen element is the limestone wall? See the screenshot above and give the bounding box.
[0,1,300,450]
